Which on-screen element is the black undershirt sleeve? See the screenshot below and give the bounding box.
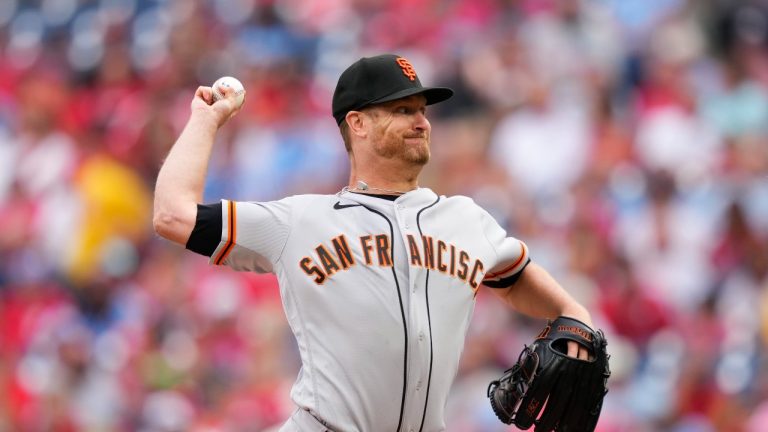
[483,258,531,288]
[185,203,223,257]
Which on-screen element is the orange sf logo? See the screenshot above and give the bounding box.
[396,57,417,81]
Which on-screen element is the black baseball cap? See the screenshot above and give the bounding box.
[332,54,454,125]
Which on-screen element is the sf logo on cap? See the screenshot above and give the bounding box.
[396,57,417,81]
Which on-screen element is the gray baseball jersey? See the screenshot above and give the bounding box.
[209,188,529,431]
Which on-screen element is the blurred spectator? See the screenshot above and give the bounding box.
[1,0,767,430]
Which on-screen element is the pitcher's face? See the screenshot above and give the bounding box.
[364,94,431,166]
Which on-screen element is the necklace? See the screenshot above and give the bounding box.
[340,180,416,196]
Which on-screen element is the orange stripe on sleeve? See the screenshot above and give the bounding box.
[214,200,237,265]
[484,242,528,279]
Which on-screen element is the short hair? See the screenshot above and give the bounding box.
[339,120,352,153]
[339,108,381,154]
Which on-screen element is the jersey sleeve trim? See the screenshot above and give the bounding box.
[213,200,237,265]
[483,258,530,288]
[484,241,529,280]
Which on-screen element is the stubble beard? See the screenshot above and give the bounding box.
[372,128,430,166]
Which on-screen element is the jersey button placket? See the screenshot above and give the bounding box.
[397,204,410,229]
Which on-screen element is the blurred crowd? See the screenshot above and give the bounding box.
[1,0,768,431]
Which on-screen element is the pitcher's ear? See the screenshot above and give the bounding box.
[346,111,368,137]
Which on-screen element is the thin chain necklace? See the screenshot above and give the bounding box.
[340,180,417,196]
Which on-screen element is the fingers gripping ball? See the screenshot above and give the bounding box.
[487,316,611,432]
[212,76,245,108]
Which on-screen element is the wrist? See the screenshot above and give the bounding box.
[559,304,593,328]
[190,107,224,130]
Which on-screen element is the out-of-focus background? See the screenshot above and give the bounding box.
[1,0,767,430]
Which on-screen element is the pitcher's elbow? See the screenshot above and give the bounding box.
[152,210,184,243]
[152,211,170,236]
[152,198,197,244]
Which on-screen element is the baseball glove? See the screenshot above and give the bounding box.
[487,316,610,432]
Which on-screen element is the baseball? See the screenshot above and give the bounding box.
[211,76,245,108]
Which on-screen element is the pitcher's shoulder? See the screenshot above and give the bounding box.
[237,194,341,218]
[272,193,339,206]
[438,194,482,210]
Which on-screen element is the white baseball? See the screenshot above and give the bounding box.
[212,76,245,108]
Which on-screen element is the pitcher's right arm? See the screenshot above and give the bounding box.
[152,85,243,245]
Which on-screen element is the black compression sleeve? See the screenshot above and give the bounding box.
[185,203,223,257]
[483,258,531,288]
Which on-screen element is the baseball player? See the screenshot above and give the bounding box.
[153,54,594,431]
